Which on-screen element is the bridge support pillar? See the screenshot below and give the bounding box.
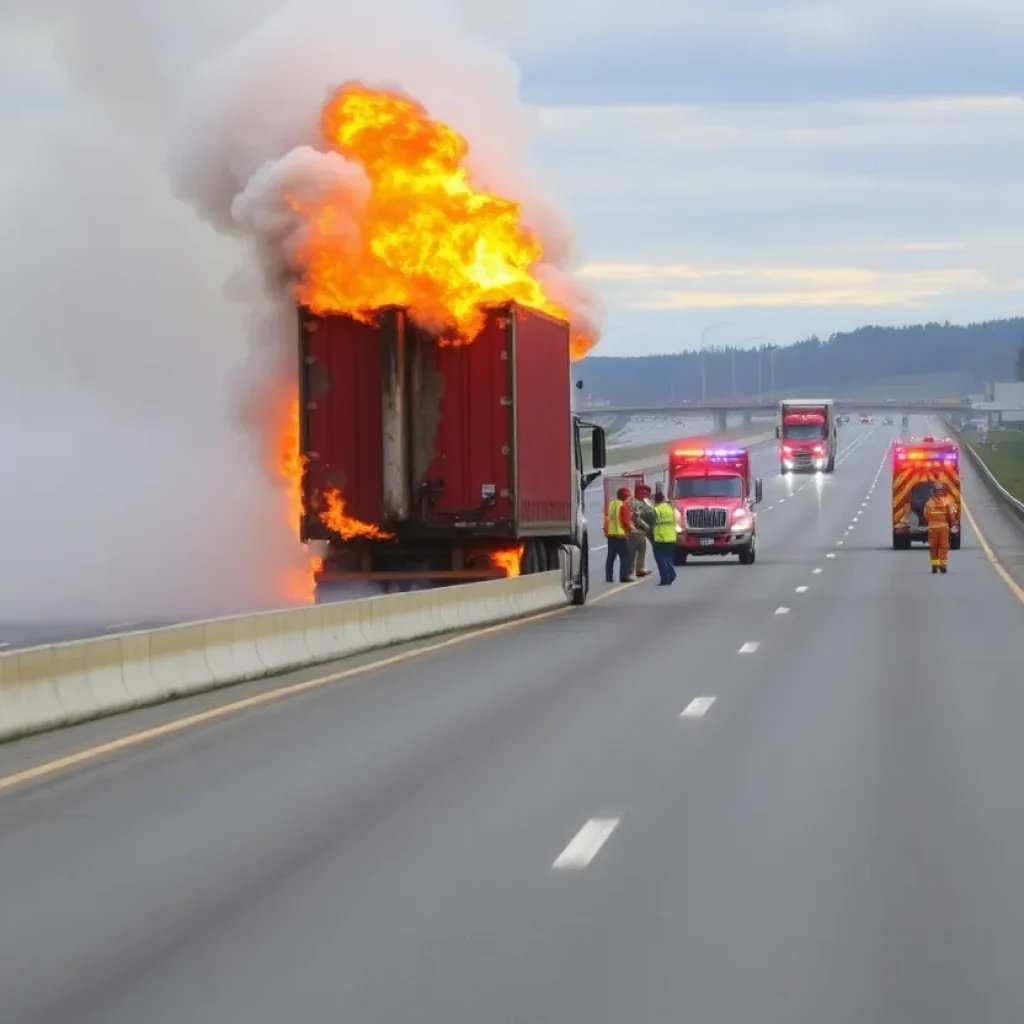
[713,409,729,433]
[742,411,753,427]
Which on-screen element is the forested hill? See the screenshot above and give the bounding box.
[576,319,1024,404]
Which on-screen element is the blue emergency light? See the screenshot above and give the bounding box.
[674,447,745,458]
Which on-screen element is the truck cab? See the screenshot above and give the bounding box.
[778,399,837,473]
[669,446,763,565]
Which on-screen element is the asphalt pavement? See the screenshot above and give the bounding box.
[2,417,1024,1022]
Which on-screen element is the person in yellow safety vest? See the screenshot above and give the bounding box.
[604,487,634,583]
[923,481,958,574]
[651,489,678,586]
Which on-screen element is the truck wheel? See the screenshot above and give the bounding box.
[738,542,754,565]
[673,550,688,566]
[571,544,588,606]
[950,533,961,551]
[780,463,789,475]
[892,533,911,550]
[827,456,836,472]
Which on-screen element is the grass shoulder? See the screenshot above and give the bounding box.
[951,425,1024,502]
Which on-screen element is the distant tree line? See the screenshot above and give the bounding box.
[576,319,1024,404]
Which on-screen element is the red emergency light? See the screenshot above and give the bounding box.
[893,444,958,464]
[673,447,746,459]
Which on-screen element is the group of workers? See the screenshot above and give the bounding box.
[604,479,962,583]
[604,485,679,586]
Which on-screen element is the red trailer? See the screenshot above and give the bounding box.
[299,302,606,601]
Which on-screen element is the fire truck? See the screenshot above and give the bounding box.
[669,445,763,565]
[891,436,961,550]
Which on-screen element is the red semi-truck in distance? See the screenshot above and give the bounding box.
[669,445,763,565]
[298,302,607,604]
[777,398,838,473]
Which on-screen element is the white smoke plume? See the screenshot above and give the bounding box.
[0,0,599,626]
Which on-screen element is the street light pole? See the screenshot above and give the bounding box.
[700,321,732,402]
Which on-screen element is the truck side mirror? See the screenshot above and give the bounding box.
[591,426,607,469]
[755,479,763,504]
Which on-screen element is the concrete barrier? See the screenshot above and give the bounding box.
[0,571,568,742]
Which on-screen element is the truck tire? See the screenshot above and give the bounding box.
[571,542,589,605]
[950,533,961,551]
[893,532,911,550]
[780,463,790,475]
[738,541,754,565]
[673,550,688,566]
[827,456,836,472]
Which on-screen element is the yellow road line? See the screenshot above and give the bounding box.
[0,577,645,795]
[962,498,1024,606]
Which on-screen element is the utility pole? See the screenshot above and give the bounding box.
[700,321,732,402]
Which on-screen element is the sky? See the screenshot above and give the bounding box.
[3,0,1023,363]
[459,0,1024,355]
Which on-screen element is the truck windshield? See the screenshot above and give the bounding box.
[782,423,826,440]
[673,476,743,499]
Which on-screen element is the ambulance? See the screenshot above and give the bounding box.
[669,445,763,565]
[891,436,961,550]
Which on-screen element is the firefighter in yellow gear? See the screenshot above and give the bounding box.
[923,481,958,574]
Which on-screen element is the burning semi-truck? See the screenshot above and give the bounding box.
[298,301,607,605]
[777,398,838,473]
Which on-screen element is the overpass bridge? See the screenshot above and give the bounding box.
[581,398,971,433]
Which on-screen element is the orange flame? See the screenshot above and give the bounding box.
[275,397,319,603]
[320,488,394,540]
[291,82,594,358]
[489,544,524,578]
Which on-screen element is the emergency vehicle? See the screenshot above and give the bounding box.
[669,446,763,565]
[891,436,961,550]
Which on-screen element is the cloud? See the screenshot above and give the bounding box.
[530,92,1024,351]
[508,0,1024,103]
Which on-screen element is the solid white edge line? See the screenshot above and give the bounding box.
[738,641,760,653]
[552,818,620,869]
[680,696,716,718]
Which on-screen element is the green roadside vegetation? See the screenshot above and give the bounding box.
[582,423,773,467]
[951,425,1024,503]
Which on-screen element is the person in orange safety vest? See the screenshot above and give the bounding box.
[604,487,634,583]
[923,481,958,574]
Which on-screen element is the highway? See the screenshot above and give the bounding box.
[2,417,1024,1022]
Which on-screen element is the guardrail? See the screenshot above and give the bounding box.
[0,571,568,742]
[944,420,1024,525]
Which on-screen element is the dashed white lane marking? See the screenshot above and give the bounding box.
[680,696,716,718]
[812,567,822,574]
[553,819,620,869]
[779,498,786,503]
[775,606,790,615]
[837,540,844,546]
[738,641,760,654]
[795,585,808,593]
[766,505,774,511]
[827,552,836,558]
[852,516,859,522]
